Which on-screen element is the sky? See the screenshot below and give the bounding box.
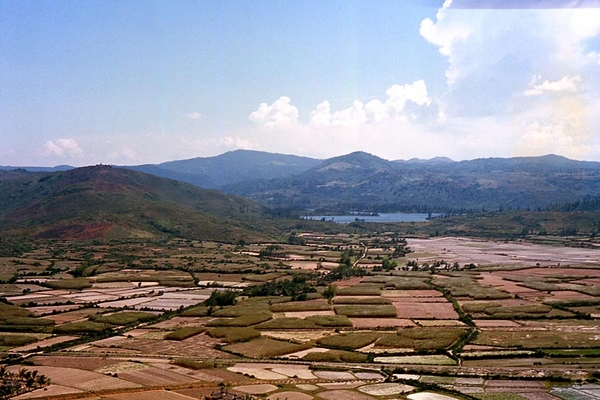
[1,0,600,167]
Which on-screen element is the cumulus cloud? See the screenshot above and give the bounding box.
[43,138,83,157]
[253,81,431,131]
[524,75,581,96]
[248,96,299,129]
[419,3,600,110]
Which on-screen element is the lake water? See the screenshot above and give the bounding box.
[300,213,442,223]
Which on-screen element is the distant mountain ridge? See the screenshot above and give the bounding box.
[223,152,600,212]
[125,150,321,189]
[4,151,600,213]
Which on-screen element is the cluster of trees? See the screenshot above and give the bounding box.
[0,367,50,399]
[403,260,476,272]
[243,274,317,301]
[203,290,237,307]
[258,244,286,260]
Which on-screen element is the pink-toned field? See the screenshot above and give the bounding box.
[317,389,376,400]
[103,390,198,400]
[8,366,141,391]
[116,367,197,386]
[11,335,79,352]
[267,391,313,400]
[407,237,600,267]
[350,318,416,328]
[392,300,458,319]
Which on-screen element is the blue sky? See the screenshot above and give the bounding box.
[1,0,599,166]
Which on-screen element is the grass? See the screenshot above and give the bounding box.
[372,277,431,290]
[90,311,157,326]
[164,326,205,340]
[373,354,457,365]
[211,298,276,317]
[336,285,382,296]
[223,337,311,358]
[180,305,210,317]
[53,321,111,334]
[317,332,384,350]
[302,350,368,363]
[472,395,528,400]
[42,278,93,290]
[305,315,353,327]
[172,358,221,370]
[0,301,33,320]
[0,334,39,347]
[433,277,512,300]
[461,302,502,313]
[484,304,552,315]
[473,330,598,349]
[270,302,332,312]
[542,348,600,357]
[206,327,261,343]
[255,317,318,330]
[332,297,391,305]
[375,327,467,351]
[206,311,272,327]
[334,304,397,318]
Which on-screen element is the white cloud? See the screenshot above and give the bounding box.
[524,75,581,96]
[186,112,203,120]
[221,136,252,150]
[248,96,299,129]
[42,138,83,158]
[255,81,431,132]
[43,141,64,156]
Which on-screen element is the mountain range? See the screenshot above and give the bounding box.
[3,150,600,213]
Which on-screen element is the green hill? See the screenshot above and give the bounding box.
[0,165,274,242]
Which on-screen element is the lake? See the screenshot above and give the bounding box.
[300,213,443,223]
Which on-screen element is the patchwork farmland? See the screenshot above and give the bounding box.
[0,234,598,399]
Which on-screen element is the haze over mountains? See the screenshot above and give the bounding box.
[3,150,600,214]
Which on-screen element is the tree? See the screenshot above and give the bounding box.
[203,290,237,307]
[381,258,397,271]
[323,284,337,302]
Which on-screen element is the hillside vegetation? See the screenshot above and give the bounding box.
[0,165,274,242]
